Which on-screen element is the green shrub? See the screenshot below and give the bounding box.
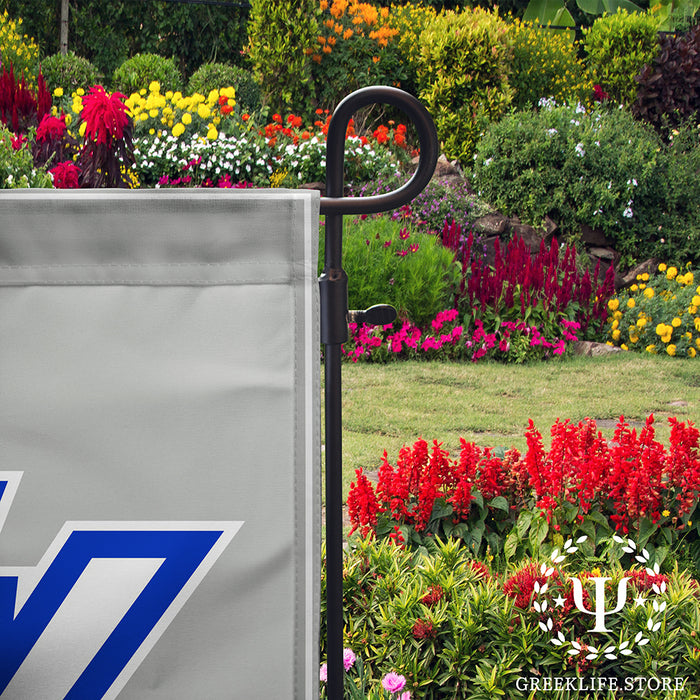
[471,101,663,262]
[186,62,261,113]
[0,9,39,84]
[633,23,700,133]
[39,51,101,94]
[583,9,661,105]
[507,19,592,109]
[0,125,51,187]
[246,0,318,117]
[416,8,513,165]
[111,53,182,96]
[321,216,459,328]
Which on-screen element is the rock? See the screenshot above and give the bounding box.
[588,246,616,260]
[580,224,610,246]
[509,217,547,253]
[572,341,622,356]
[472,213,509,237]
[433,154,462,179]
[621,259,657,287]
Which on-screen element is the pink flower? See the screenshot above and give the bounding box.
[319,664,327,682]
[49,161,81,189]
[343,648,356,671]
[398,693,411,700]
[36,114,67,143]
[382,672,407,694]
[80,85,129,145]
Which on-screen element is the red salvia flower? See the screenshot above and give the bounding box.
[49,161,81,189]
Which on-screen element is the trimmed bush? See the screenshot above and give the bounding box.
[186,62,261,113]
[633,23,700,133]
[416,8,513,165]
[508,20,592,109]
[40,52,102,94]
[582,9,660,105]
[111,53,182,96]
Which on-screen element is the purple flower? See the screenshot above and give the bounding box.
[382,672,407,694]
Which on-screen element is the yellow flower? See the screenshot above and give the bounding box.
[621,343,628,350]
[608,298,619,311]
[197,104,211,120]
[667,344,676,356]
[206,125,218,140]
[612,319,619,330]
[630,284,638,291]
[636,318,647,328]
[149,80,161,93]
[655,323,668,336]
[641,272,649,281]
[693,295,700,306]
[672,317,682,327]
[182,112,192,125]
[644,287,654,299]
[662,509,670,517]
[646,344,657,354]
[79,122,87,137]
[172,122,185,137]
[690,347,697,358]
[53,87,63,97]
[613,310,623,321]
[667,266,678,279]
[612,329,621,341]
[76,87,85,96]
[658,263,667,272]
[627,298,635,309]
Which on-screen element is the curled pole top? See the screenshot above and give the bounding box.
[319,86,439,216]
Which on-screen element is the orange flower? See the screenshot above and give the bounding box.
[241,113,250,121]
[330,0,348,18]
[320,0,328,9]
[343,28,354,39]
[327,35,337,46]
[322,45,332,53]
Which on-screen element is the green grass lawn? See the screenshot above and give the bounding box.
[325,353,700,498]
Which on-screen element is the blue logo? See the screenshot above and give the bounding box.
[0,472,242,699]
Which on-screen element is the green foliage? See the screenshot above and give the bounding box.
[471,101,663,261]
[416,8,514,165]
[245,0,318,117]
[186,63,261,114]
[582,9,661,105]
[605,263,700,356]
[321,537,700,699]
[39,51,101,94]
[0,125,51,187]
[112,53,182,96]
[324,216,459,328]
[633,24,700,133]
[507,20,593,109]
[0,9,39,84]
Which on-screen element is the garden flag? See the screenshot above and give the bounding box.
[0,189,320,699]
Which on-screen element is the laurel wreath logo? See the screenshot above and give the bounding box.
[533,535,667,660]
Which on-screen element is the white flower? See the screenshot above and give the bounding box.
[623,207,634,218]
[483,157,493,167]
[575,143,585,157]
[547,128,558,137]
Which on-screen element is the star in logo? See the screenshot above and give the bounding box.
[553,594,567,607]
[634,595,647,607]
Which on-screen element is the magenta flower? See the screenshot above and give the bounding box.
[382,672,407,694]
[49,161,81,189]
[343,648,356,671]
[80,85,129,145]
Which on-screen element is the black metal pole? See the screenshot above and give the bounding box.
[319,86,438,700]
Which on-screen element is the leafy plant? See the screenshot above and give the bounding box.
[39,51,102,95]
[507,20,593,110]
[111,53,183,96]
[633,23,700,133]
[582,9,661,106]
[605,263,700,357]
[245,0,318,117]
[186,62,261,113]
[326,215,460,328]
[416,7,513,165]
[322,536,700,699]
[0,123,51,187]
